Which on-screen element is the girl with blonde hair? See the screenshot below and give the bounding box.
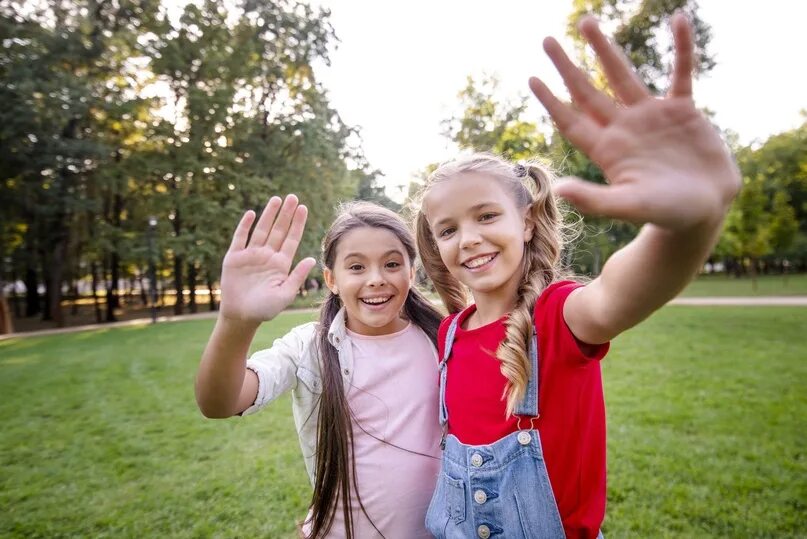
[416,14,740,538]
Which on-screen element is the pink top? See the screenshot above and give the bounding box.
[304,323,441,538]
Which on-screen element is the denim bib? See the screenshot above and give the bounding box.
[425,313,566,539]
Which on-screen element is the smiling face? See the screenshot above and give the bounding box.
[423,173,533,313]
[323,226,414,336]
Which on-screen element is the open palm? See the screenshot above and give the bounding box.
[219,195,316,323]
[529,14,740,231]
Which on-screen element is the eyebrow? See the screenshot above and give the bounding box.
[343,249,405,260]
[432,202,500,229]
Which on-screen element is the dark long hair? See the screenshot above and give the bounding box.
[307,201,442,539]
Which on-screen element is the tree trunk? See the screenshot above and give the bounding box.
[106,252,120,322]
[91,261,103,323]
[11,270,22,318]
[105,254,118,322]
[173,254,184,315]
[187,262,197,314]
[138,270,148,306]
[40,250,52,321]
[0,289,13,335]
[70,280,80,315]
[43,238,67,327]
[24,266,39,317]
[207,272,217,311]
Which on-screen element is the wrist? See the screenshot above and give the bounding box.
[216,313,261,336]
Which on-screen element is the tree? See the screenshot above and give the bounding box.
[719,123,807,277]
[0,0,161,325]
[556,0,717,273]
[0,0,367,330]
[567,0,714,93]
[442,75,547,161]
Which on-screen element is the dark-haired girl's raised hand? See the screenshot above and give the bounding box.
[529,13,740,230]
[219,194,317,324]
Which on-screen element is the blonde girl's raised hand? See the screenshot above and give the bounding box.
[219,194,317,324]
[529,13,741,230]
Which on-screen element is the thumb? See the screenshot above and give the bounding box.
[280,257,317,297]
[554,177,637,220]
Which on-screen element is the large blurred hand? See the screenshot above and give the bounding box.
[219,194,316,323]
[529,13,741,231]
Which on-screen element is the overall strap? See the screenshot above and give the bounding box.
[514,325,540,423]
[438,313,461,448]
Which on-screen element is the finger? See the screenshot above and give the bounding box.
[252,196,282,247]
[553,177,640,219]
[280,257,317,298]
[266,194,299,251]
[578,16,651,104]
[229,210,256,251]
[542,37,618,125]
[668,12,694,98]
[529,76,601,154]
[279,204,309,260]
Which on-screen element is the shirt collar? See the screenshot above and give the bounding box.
[327,305,348,348]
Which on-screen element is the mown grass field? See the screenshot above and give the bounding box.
[1,307,805,538]
[680,272,807,297]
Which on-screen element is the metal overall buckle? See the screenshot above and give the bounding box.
[515,415,540,446]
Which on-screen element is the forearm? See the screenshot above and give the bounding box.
[580,216,724,342]
[195,316,260,418]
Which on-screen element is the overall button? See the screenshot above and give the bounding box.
[473,489,487,504]
[517,431,532,445]
[470,453,483,467]
[477,524,491,539]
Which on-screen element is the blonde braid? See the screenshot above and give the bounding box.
[497,165,564,416]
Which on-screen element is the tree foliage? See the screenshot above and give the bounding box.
[0,0,378,329]
[436,2,805,277]
[567,0,714,93]
[720,122,807,274]
[442,75,547,162]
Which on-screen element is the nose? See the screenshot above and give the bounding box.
[367,267,387,287]
[458,225,482,250]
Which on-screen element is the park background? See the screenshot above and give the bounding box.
[1,0,804,537]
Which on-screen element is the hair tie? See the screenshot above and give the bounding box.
[513,164,528,178]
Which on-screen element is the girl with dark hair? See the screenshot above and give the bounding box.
[195,196,443,538]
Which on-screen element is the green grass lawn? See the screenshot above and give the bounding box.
[680,272,807,297]
[1,307,805,537]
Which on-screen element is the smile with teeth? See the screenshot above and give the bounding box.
[463,253,497,269]
[361,296,392,305]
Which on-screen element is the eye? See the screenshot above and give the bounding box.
[348,264,363,271]
[479,212,498,222]
[385,261,401,269]
[438,226,456,238]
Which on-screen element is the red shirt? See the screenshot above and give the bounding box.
[439,281,609,539]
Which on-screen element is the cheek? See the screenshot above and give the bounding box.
[336,276,358,295]
[434,241,454,265]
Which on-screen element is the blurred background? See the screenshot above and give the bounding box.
[0,1,804,537]
[1,0,805,333]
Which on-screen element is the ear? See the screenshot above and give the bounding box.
[408,266,416,287]
[523,206,535,243]
[323,268,338,295]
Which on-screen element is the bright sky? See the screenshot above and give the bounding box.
[310,0,807,201]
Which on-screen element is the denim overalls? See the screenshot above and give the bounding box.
[424,313,566,539]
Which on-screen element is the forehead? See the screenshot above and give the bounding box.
[423,173,518,222]
[336,226,408,259]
